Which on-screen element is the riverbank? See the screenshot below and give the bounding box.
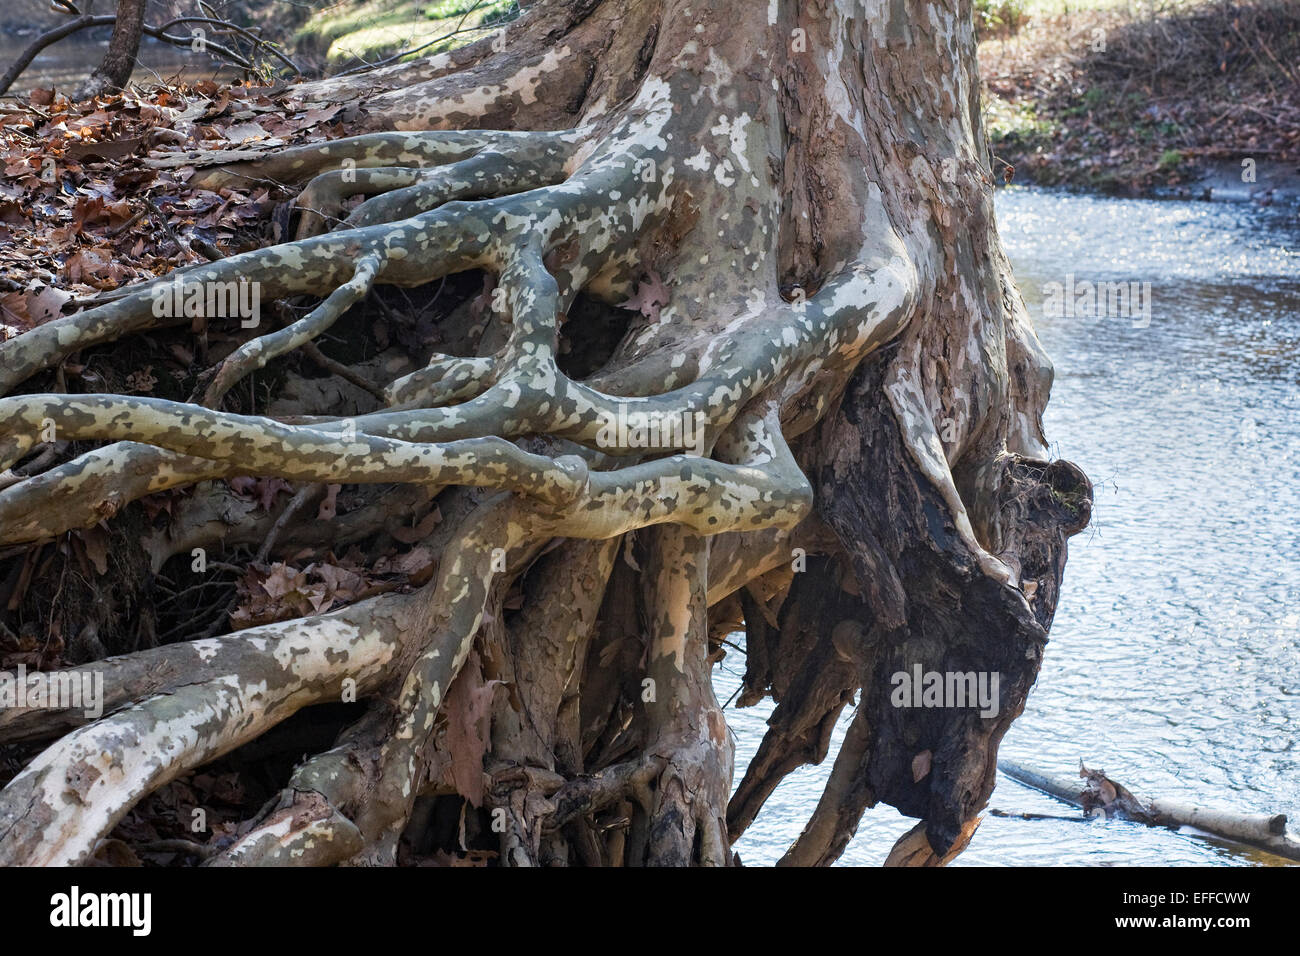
[2,1,1297,201]
[292,0,519,71]
[980,0,1300,200]
[0,0,522,80]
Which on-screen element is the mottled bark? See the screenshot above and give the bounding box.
[0,0,1089,866]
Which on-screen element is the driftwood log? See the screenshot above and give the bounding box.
[1000,760,1300,862]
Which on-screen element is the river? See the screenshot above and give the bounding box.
[716,189,1300,866]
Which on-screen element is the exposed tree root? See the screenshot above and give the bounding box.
[0,590,426,866]
[0,0,1091,867]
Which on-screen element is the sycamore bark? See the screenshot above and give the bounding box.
[0,0,1090,866]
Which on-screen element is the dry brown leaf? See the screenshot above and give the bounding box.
[26,285,72,325]
[316,483,342,520]
[618,269,671,320]
[441,653,503,807]
[79,526,110,575]
[390,506,442,544]
[911,749,932,783]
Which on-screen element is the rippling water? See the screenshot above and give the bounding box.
[716,189,1300,866]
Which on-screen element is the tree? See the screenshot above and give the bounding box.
[75,0,149,101]
[0,0,1091,866]
[0,1,302,100]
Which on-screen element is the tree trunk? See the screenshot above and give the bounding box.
[75,0,148,101]
[0,0,1091,866]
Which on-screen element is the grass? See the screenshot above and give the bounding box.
[984,96,1059,143]
[1158,148,1184,169]
[978,0,1210,39]
[977,0,1146,37]
[295,0,519,69]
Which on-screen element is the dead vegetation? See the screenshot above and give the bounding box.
[982,0,1300,191]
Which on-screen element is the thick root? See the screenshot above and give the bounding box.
[0,4,1089,867]
[0,591,427,865]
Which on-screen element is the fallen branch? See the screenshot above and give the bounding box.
[999,759,1300,862]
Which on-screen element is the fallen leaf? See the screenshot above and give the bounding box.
[912,749,932,782]
[26,285,71,325]
[618,270,671,320]
[440,652,504,807]
[317,483,342,520]
[221,121,271,143]
[79,526,110,575]
[390,506,441,544]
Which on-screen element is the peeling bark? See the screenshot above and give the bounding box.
[0,0,1090,866]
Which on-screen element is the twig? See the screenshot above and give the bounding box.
[156,16,303,77]
[300,340,387,403]
[256,483,322,563]
[142,197,193,260]
[106,207,147,238]
[189,237,225,261]
[988,808,1092,823]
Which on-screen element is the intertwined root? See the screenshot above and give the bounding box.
[0,108,916,543]
[0,103,919,865]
